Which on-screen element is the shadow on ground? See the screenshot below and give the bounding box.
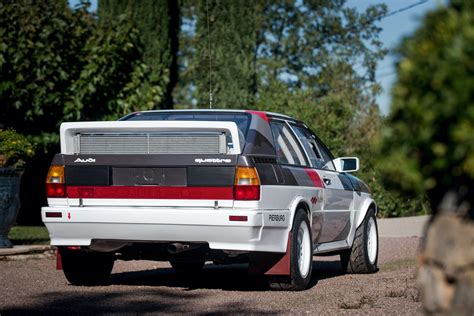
[1,260,344,315]
[110,259,344,291]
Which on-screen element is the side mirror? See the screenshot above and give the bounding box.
[332,157,359,173]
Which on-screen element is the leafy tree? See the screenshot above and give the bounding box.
[0,1,162,146]
[183,0,387,109]
[63,14,163,121]
[190,0,257,108]
[0,1,162,224]
[256,0,386,94]
[0,1,90,142]
[379,0,474,212]
[98,0,180,108]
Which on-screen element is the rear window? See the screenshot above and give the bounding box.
[122,112,251,137]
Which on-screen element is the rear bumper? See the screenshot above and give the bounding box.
[41,206,290,253]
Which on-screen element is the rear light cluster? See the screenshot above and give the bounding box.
[45,164,261,200]
[233,167,260,200]
[46,165,66,197]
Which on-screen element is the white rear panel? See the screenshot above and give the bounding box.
[60,121,242,155]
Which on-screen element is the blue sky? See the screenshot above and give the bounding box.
[346,0,444,114]
[69,0,443,115]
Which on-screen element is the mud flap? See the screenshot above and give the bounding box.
[56,248,63,270]
[248,232,291,275]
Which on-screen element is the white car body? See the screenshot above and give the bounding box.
[42,110,378,289]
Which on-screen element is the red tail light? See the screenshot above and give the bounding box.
[233,167,260,200]
[234,185,260,200]
[46,165,66,197]
[46,183,66,197]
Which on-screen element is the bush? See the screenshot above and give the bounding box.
[0,129,34,169]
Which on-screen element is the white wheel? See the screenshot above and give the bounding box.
[297,220,311,278]
[367,216,378,265]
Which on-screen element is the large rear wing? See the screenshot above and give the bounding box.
[60,121,242,155]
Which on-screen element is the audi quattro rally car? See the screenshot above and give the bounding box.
[42,110,379,290]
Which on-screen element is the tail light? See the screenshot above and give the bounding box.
[234,167,260,200]
[46,165,66,197]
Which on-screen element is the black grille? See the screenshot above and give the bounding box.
[253,157,277,164]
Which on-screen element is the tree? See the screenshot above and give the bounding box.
[183,0,387,109]
[256,0,386,95]
[0,1,92,141]
[0,1,161,224]
[380,1,474,313]
[98,0,180,109]
[0,1,161,145]
[190,0,257,108]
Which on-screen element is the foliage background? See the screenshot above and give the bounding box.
[0,1,165,223]
[379,0,473,213]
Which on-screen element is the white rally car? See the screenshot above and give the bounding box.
[42,110,378,290]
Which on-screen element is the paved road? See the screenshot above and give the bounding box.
[378,215,430,237]
[0,237,422,315]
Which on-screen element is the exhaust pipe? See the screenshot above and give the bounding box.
[167,243,202,254]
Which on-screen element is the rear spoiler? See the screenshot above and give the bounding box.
[60,121,242,155]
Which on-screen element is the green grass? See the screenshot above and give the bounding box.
[381,258,417,272]
[8,226,50,245]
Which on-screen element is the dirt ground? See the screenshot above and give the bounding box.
[0,237,422,315]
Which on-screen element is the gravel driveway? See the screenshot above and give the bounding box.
[0,237,421,315]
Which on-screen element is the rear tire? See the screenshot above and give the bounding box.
[340,208,378,274]
[170,260,205,273]
[269,210,313,291]
[60,248,114,286]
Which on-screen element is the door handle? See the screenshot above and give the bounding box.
[323,178,331,186]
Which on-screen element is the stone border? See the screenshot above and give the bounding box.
[0,245,53,259]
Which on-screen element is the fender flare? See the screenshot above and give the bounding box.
[288,195,312,231]
[355,197,377,229]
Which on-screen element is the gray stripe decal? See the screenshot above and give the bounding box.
[338,174,355,191]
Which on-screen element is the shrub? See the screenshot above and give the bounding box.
[0,129,35,169]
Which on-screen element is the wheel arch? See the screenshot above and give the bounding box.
[355,197,377,229]
[288,196,312,231]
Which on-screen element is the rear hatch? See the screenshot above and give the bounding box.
[53,114,250,208]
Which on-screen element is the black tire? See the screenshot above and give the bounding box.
[60,248,114,286]
[340,208,378,274]
[268,210,313,291]
[170,260,205,273]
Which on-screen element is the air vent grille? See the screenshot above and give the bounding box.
[253,157,277,164]
[77,132,227,155]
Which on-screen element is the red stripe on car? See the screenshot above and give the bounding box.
[66,186,234,200]
[304,169,324,188]
[246,110,269,123]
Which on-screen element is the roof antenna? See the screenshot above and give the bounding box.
[206,0,213,109]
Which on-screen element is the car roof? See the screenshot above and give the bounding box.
[131,109,295,121]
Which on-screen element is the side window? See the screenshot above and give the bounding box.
[270,121,308,166]
[313,138,336,171]
[291,125,325,169]
[296,126,336,171]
